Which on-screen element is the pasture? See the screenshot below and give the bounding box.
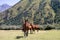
[0,30,60,40]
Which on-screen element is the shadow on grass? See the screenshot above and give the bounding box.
[16,36,23,39]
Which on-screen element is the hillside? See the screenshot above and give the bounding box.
[0,0,60,25]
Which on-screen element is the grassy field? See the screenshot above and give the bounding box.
[0,30,60,40]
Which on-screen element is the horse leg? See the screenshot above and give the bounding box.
[32,28,35,33]
[26,30,28,37]
[30,28,33,34]
[24,31,26,37]
[24,30,28,37]
[37,28,39,32]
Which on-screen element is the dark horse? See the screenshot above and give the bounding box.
[22,20,33,37]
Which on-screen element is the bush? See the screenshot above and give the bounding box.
[44,25,55,30]
[0,25,22,30]
[54,24,60,30]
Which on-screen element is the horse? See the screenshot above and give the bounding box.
[31,24,40,33]
[22,19,40,37]
[22,20,33,37]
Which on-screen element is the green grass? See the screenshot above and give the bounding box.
[0,30,60,40]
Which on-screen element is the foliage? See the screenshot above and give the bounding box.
[0,0,60,29]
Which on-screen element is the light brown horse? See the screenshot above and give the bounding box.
[31,24,40,32]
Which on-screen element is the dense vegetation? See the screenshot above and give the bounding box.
[0,0,60,30]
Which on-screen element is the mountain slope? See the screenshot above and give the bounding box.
[0,0,60,25]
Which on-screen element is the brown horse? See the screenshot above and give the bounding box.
[22,19,40,37]
[22,20,33,37]
[31,24,40,32]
